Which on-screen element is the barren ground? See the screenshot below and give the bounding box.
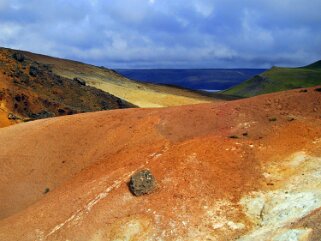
[0,87,320,240]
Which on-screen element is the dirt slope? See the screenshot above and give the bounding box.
[0,48,134,128]
[15,48,228,108]
[0,87,321,240]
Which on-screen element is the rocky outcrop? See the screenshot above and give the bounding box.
[29,64,38,77]
[0,48,136,127]
[73,77,86,86]
[12,52,25,62]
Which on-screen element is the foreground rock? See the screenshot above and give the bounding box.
[129,169,156,196]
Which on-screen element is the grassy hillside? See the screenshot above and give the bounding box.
[13,48,229,107]
[222,60,321,97]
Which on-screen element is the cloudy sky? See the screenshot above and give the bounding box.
[0,0,320,68]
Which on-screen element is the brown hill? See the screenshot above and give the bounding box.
[0,48,134,127]
[0,86,321,240]
[17,48,228,108]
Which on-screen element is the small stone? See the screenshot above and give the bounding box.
[8,113,19,120]
[29,65,38,77]
[12,52,25,62]
[43,188,50,194]
[268,117,277,122]
[314,87,321,92]
[73,77,86,86]
[29,111,54,119]
[286,115,296,121]
[129,169,156,196]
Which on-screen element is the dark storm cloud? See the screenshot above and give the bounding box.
[0,0,320,68]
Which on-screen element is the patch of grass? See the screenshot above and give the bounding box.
[222,59,321,97]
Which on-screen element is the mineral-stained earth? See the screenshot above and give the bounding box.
[0,86,320,240]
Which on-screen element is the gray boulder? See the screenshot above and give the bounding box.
[29,65,38,77]
[129,169,156,196]
[12,52,25,62]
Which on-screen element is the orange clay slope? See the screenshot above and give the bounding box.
[0,86,321,241]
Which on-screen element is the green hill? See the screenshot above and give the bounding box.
[305,60,321,69]
[222,60,321,97]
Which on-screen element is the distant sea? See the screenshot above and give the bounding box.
[116,69,266,92]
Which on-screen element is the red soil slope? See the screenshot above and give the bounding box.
[0,87,320,240]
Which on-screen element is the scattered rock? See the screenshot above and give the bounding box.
[315,87,321,92]
[229,135,239,139]
[73,77,86,86]
[242,132,248,137]
[268,117,277,122]
[53,75,63,85]
[43,188,50,194]
[29,111,54,119]
[14,94,25,102]
[29,65,39,77]
[299,89,308,93]
[12,52,25,62]
[286,115,296,121]
[58,108,66,115]
[13,68,23,78]
[7,113,19,120]
[67,109,74,115]
[42,64,51,70]
[129,169,156,196]
[100,101,109,110]
[20,74,30,84]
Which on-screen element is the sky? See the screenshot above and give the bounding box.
[0,0,321,69]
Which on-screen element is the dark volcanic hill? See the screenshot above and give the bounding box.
[0,48,134,127]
